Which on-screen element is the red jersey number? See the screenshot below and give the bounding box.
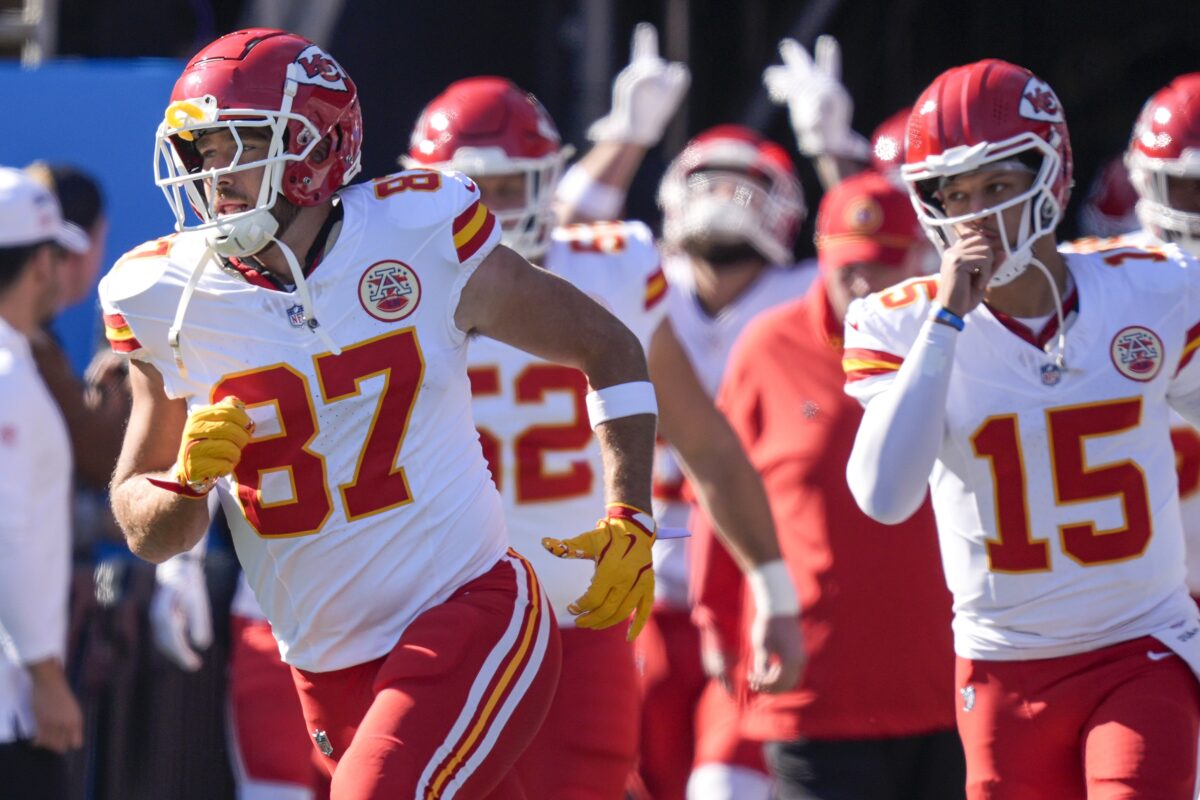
[213,329,424,537]
[468,363,594,503]
[972,397,1152,572]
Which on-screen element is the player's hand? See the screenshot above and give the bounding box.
[173,396,254,494]
[748,612,805,694]
[697,616,735,694]
[763,35,869,160]
[28,660,83,754]
[935,232,995,317]
[150,554,213,672]
[587,22,691,147]
[542,504,656,641]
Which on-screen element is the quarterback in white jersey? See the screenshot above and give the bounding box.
[100,29,662,799]
[846,59,1200,798]
[405,76,801,800]
[846,245,1199,657]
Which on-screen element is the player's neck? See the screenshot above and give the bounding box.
[984,242,1068,318]
[691,257,767,317]
[250,202,335,283]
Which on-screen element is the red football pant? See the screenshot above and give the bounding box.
[956,635,1200,800]
[693,677,768,775]
[513,625,639,800]
[631,607,705,800]
[291,552,562,800]
[228,615,329,799]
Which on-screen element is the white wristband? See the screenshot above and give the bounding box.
[555,165,626,222]
[585,381,658,429]
[747,559,800,617]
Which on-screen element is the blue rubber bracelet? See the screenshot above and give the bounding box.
[929,303,965,331]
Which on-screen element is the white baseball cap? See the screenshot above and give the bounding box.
[0,166,90,253]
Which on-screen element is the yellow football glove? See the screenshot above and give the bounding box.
[542,503,656,641]
[172,396,254,495]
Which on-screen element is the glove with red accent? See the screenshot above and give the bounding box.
[167,396,254,496]
[542,503,656,641]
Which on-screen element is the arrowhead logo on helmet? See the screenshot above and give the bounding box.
[1020,78,1064,123]
[294,45,349,92]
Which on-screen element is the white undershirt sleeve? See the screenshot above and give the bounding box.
[847,318,958,524]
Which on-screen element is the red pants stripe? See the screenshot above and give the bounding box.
[291,552,561,800]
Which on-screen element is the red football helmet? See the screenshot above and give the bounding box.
[404,77,572,259]
[869,106,911,181]
[154,29,364,257]
[1078,155,1139,238]
[657,125,805,265]
[1125,73,1200,255]
[903,59,1073,286]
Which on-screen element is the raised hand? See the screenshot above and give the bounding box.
[763,35,869,160]
[587,22,691,147]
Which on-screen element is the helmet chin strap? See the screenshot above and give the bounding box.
[169,223,342,379]
[209,207,280,259]
[274,236,341,357]
[985,241,1033,288]
[1026,254,1068,370]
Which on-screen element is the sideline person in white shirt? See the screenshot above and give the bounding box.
[0,166,90,799]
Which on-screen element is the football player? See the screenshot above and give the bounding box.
[1115,77,1200,795]
[550,90,819,800]
[100,28,655,799]
[403,76,804,800]
[649,125,818,800]
[844,59,1200,798]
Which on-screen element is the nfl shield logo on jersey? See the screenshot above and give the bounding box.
[358,259,422,322]
[1040,363,1062,386]
[1110,325,1164,382]
[287,304,307,328]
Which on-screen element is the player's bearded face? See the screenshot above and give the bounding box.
[677,169,771,266]
[1167,176,1200,214]
[197,129,269,207]
[474,174,527,227]
[196,127,305,243]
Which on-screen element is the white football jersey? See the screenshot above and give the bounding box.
[467,220,667,625]
[100,170,509,672]
[844,241,1200,660]
[653,255,817,606]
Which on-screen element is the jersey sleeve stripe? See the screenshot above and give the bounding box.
[842,348,904,382]
[1176,321,1200,376]
[644,266,668,310]
[453,201,496,263]
[103,313,143,353]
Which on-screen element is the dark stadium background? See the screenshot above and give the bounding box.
[53,0,1200,253]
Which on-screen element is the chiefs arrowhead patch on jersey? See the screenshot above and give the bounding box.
[359,260,422,322]
[1110,325,1164,382]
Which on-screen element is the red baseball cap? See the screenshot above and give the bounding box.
[814,170,921,275]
